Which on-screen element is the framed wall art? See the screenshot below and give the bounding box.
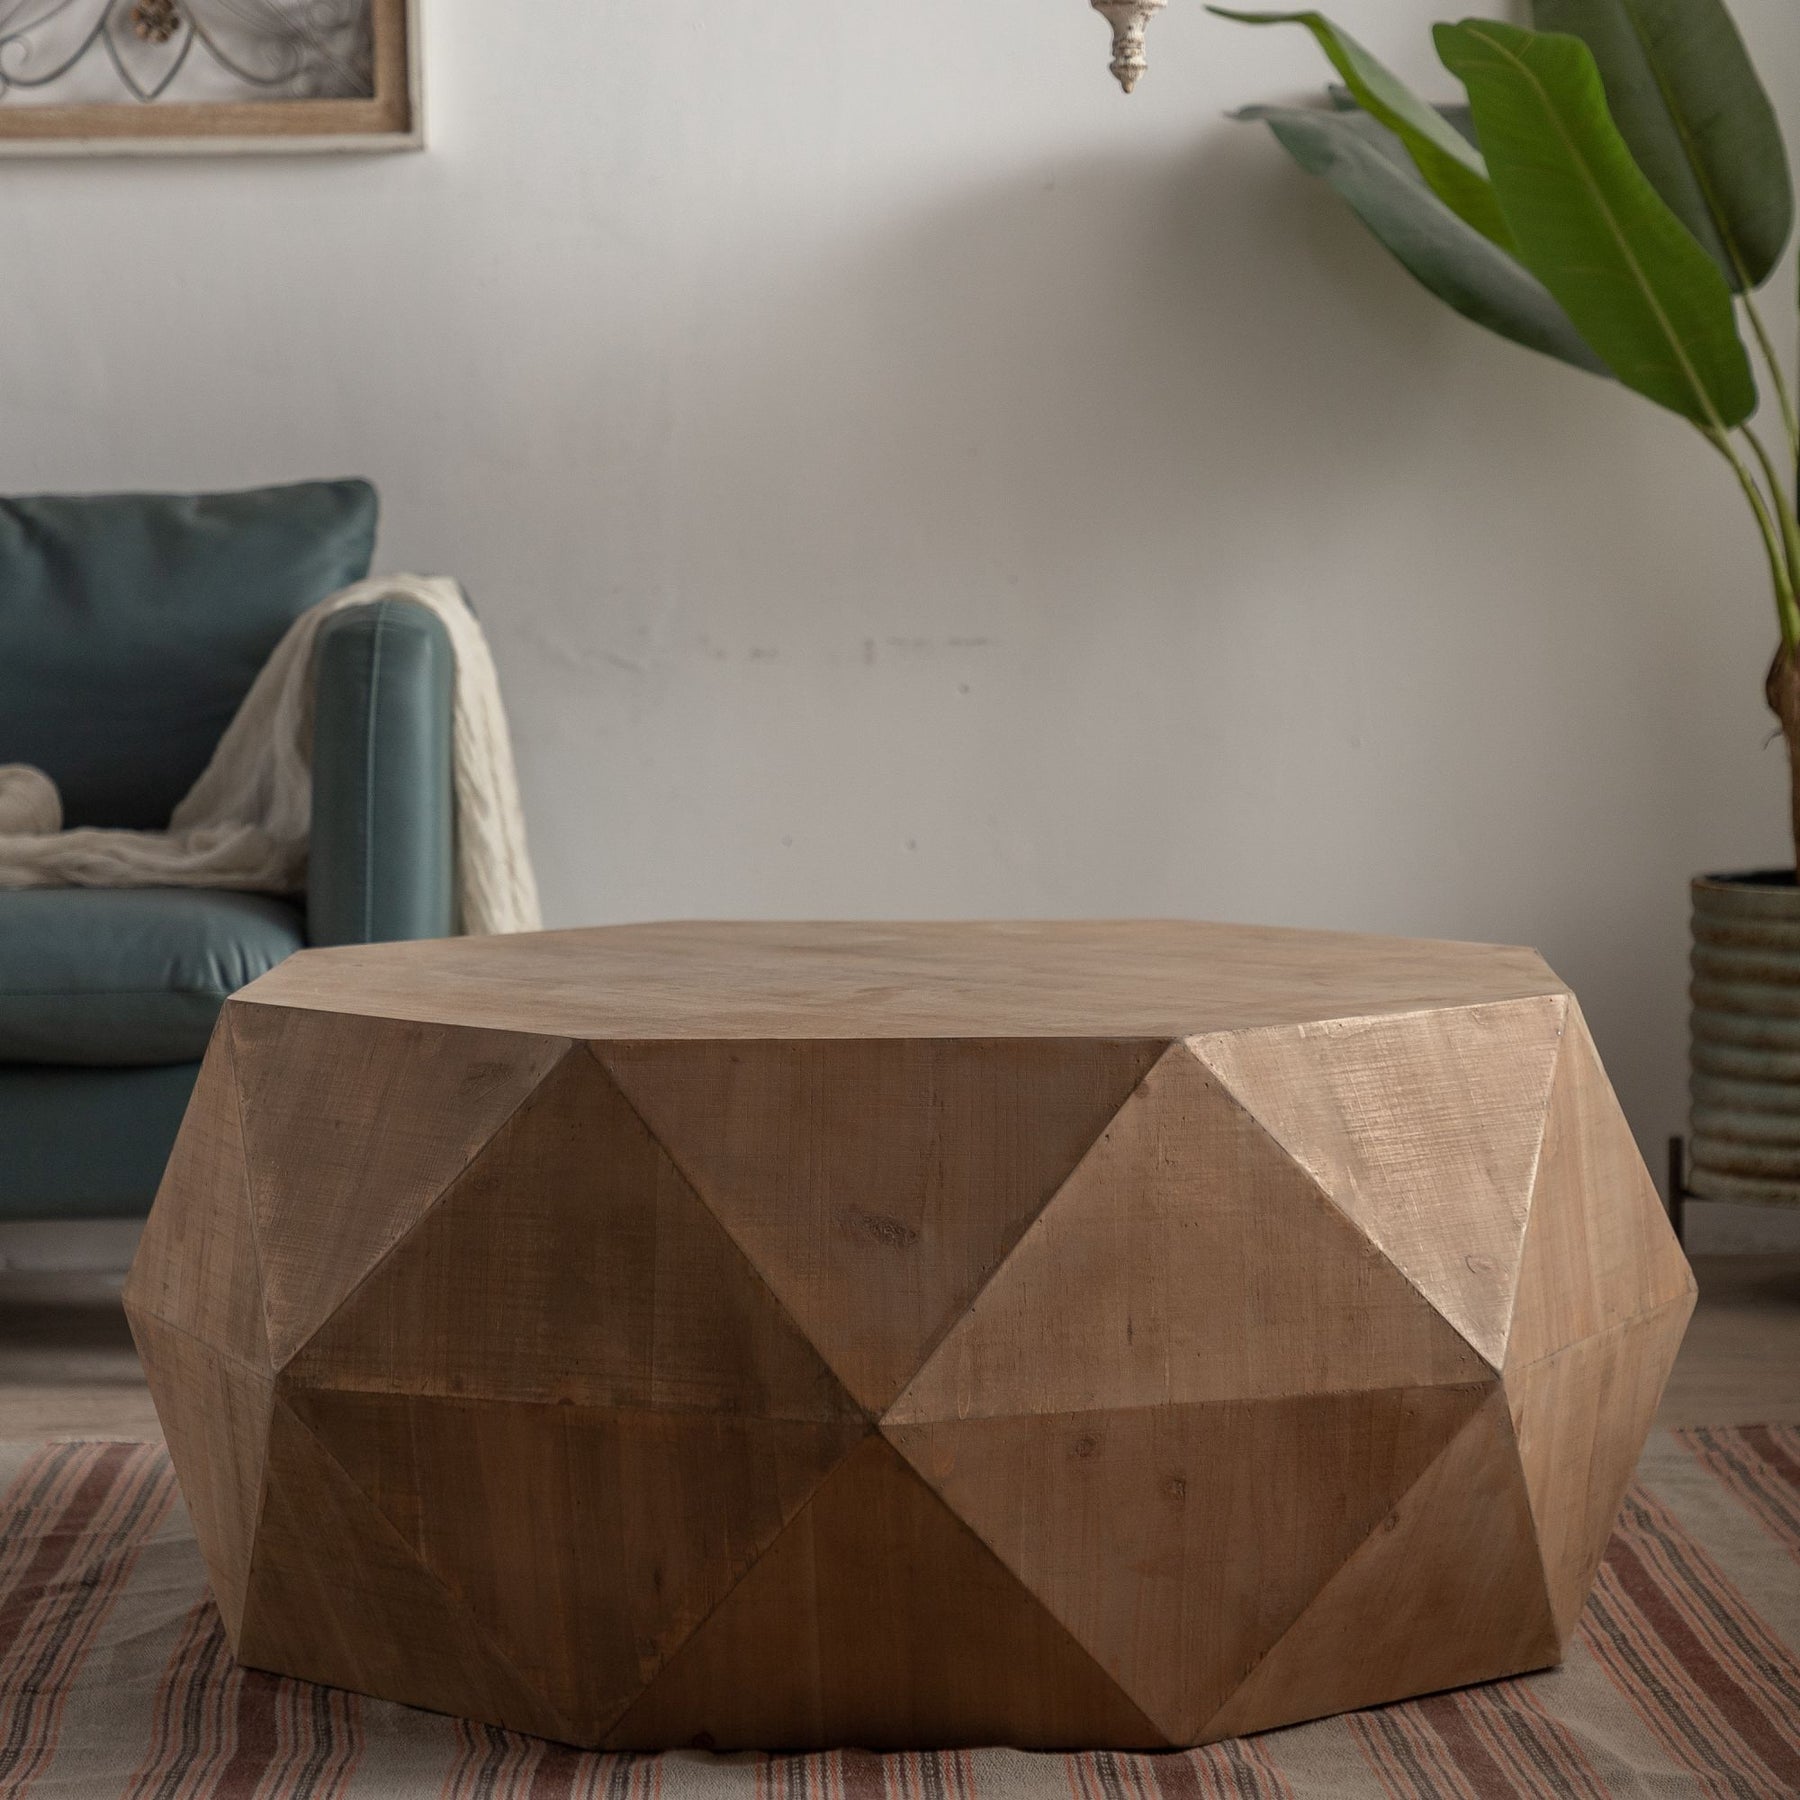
[0,0,421,156]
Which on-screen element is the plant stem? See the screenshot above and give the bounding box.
[1766,646,1800,878]
[1706,425,1800,650]
[1744,425,1800,598]
[1739,289,1800,466]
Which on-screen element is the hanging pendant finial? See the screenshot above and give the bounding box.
[1091,0,1168,92]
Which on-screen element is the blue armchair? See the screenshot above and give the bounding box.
[0,480,457,1220]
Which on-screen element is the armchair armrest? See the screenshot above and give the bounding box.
[307,598,456,946]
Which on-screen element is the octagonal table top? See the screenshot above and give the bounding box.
[240,918,1565,1039]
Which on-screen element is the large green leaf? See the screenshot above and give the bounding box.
[1327,83,1478,150]
[1435,18,1756,428]
[1239,103,1610,375]
[1530,0,1791,290]
[1210,8,1516,250]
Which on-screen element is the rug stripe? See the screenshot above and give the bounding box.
[0,1441,175,1793]
[0,1443,137,1662]
[1679,1427,1800,1570]
[0,1444,101,1598]
[124,1599,230,1799]
[1455,1681,1608,1800]
[1611,1491,1800,1762]
[1582,1562,1789,1797]
[1350,1708,1486,1800]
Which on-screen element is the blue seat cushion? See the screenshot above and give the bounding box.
[0,480,377,828]
[0,1062,199,1219]
[0,888,304,1066]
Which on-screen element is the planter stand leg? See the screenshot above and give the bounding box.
[1666,1135,1687,1248]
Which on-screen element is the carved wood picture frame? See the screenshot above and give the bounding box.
[0,0,421,157]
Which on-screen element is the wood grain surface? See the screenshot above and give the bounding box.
[238,918,1565,1039]
[228,1005,568,1367]
[887,1042,1490,1423]
[598,1036,1166,1411]
[1194,996,1569,1369]
[1199,1387,1560,1740]
[1506,1004,1695,1369]
[602,1433,1167,1751]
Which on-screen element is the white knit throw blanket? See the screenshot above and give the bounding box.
[0,576,542,936]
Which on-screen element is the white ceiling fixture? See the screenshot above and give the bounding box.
[1091,0,1168,92]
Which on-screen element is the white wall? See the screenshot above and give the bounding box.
[2,0,1798,1248]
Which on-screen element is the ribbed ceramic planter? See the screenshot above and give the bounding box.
[1690,871,1800,1206]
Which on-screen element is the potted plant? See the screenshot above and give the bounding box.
[1217,0,1800,1218]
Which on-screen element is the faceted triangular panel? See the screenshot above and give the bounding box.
[239,1401,575,1744]
[605,1433,1166,1751]
[1200,1388,1559,1740]
[891,1045,1489,1424]
[886,1385,1487,1743]
[122,1030,269,1371]
[127,1311,271,1643]
[282,1386,869,1738]
[597,1037,1168,1411]
[1506,1006,1693,1372]
[229,1004,570,1366]
[1193,995,1568,1368]
[1505,1291,1693,1642]
[287,1052,859,1422]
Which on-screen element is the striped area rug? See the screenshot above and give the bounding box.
[2,1428,1797,1799]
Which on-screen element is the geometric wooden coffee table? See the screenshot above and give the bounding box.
[124,919,1694,1750]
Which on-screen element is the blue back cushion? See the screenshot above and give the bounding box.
[0,480,378,828]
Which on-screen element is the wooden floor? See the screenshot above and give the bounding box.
[0,1268,163,1440]
[1655,1252,1800,1426]
[0,1254,1796,1442]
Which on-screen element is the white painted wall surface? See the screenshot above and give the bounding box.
[1,0,1797,1248]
